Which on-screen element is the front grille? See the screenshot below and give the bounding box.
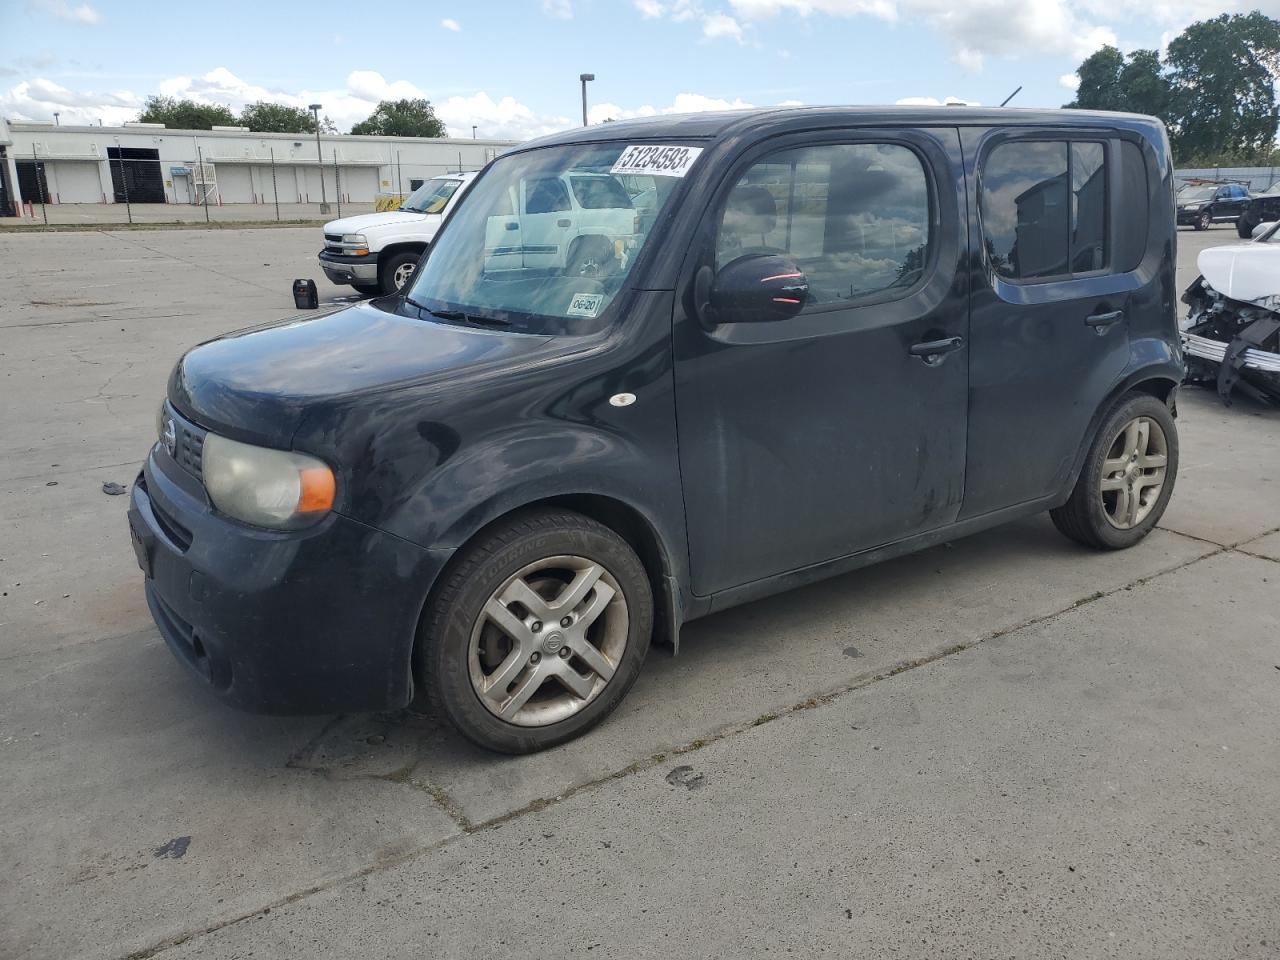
[151,495,193,551]
[175,422,204,479]
[324,233,341,243]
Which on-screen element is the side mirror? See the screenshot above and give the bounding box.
[697,254,809,326]
[1251,221,1276,240]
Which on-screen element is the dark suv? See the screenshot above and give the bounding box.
[129,107,1182,753]
[1236,182,1280,237]
[1176,182,1250,230]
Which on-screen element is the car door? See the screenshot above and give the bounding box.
[673,128,969,597]
[519,176,573,270]
[959,131,1143,518]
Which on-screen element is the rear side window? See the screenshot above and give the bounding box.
[1116,141,1149,272]
[715,142,933,307]
[571,176,633,209]
[981,140,1108,281]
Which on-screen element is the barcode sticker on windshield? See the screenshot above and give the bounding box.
[567,292,604,317]
[610,145,703,178]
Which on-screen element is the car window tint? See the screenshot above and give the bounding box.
[1070,142,1106,272]
[525,177,571,214]
[1116,140,1149,272]
[715,143,932,306]
[981,141,1069,280]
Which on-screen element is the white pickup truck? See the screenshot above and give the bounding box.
[318,172,478,295]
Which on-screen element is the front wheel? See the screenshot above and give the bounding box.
[379,251,420,295]
[417,509,653,753]
[1237,217,1256,239]
[1050,393,1179,550]
[1196,210,1212,231]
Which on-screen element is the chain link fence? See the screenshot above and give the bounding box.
[3,147,483,227]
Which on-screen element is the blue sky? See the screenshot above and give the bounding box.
[2,0,1276,139]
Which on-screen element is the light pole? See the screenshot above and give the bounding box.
[309,103,328,213]
[53,112,60,126]
[579,73,594,127]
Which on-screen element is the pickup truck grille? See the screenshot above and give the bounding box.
[324,233,342,243]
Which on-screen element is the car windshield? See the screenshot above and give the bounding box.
[404,141,695,332]
[1179,186,1217,201]
[401,178,461,214]
[1261,183,1280,196]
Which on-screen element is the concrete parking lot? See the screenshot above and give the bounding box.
[1,223,1277,959]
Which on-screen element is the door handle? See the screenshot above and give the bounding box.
[557,218,572,227]
[505,222,520,231]
[909,336,964,365]
[1085,309,1124,329]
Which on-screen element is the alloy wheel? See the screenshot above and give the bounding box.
[468,555,628,727]
[1099,416,1169,529]
[393,262,416,290]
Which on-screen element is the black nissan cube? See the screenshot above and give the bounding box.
[129,107,1183,753]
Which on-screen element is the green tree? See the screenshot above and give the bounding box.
[136,96,236,130]
[237,101,316,133]
[1165,12,1280,164]
[349,99,446,138]
[1065,45,1171,117]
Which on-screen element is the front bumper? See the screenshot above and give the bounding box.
[1176,208,1204,225]
[128,446,445,714]
[1182,332,1280,373]
[318,250,379,285]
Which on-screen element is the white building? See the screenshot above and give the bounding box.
[0,118,518,214]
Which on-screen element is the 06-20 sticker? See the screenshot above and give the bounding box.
[567,292,605,317]
[610,144,703,178]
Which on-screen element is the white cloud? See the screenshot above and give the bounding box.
[634,0,665,15]
[441,17,461,31]
[1059,73,1081,92]
[34,0,101,24]
[542,0,573,18]
[1,66,779,141]
[702,12,744,40]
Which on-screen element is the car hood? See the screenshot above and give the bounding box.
[1197,242,1280,310]
[323,210,436,234]
[169,300,553,448]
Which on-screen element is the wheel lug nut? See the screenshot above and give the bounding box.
[531,621,542,633]
[560,616,572,628]
[530,652,541,664]
[559,646,570,659]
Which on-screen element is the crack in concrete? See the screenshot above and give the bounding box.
[118,535,1237,960]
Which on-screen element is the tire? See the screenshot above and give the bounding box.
[379,250,420,295]
[417,509,654,754]
[1050,393,1179,550]
[352,282,381,297]
[1237,217,1254,239]
[1195,210,1211,231]
[566,237,617,279]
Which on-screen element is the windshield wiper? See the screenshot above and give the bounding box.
[418,305,511,327]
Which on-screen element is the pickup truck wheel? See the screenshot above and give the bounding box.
[1050,393,1178,550]
[380,251,420,295]
[1237,217,1255,239]
[352,282,381,297]
[1195,210,1211,231]
[566,238,617,279]
[417,509,653,754]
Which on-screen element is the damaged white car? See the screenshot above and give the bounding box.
[1181,220,1280,404]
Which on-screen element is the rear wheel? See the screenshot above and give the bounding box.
[1237,217,1256,239]
[379,250,420,295]
[417,509,653,753]
[1051,393,1178,550]
[566,237,617,279]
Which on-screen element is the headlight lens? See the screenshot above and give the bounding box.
[341,233,367,244]
[202,434,335,530]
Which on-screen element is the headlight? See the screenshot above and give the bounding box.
[1180,202,1200,210]
[341,233,367,244]
[202,434,335,530]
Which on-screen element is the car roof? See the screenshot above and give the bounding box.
[518,105,1167,151]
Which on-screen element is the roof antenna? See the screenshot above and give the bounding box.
[1000,86,1022,107]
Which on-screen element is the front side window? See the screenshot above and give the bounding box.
[981,139,1108,281]
[405,141,691,330]
[714,142,933,307]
